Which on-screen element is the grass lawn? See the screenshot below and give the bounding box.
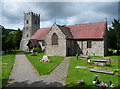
[66,55,119,88]
[1,50,23,87]
[25,52,64,75]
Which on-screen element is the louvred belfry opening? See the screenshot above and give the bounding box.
[52,33,58,45]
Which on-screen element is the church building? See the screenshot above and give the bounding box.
[20,12,108,56]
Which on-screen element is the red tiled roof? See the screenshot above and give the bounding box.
[31,21,106,40]
[66,21,106,39]
[27,39,39,46]
[31,27,50,40]
[57,24,74,39]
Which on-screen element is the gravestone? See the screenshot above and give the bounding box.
[77,80,85,84]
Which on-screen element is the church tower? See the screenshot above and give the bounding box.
[20,12,40,51]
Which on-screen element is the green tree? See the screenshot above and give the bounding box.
[108,19,120,52]
[2,28,22,53]
[13,28,22,49]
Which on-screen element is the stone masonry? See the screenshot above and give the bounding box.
[20,12,108,56]
[20,12,40,51]
[45,24,67,56]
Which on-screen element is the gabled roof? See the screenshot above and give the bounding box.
[27,39,39,46]
[31,21,107,40]
[31,27,50,40]
[56,24,74,39]
[67,21,106,39]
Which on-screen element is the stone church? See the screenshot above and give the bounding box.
[20,12,108,56]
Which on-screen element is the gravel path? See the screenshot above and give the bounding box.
[6,52,70,87]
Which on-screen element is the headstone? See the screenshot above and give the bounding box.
[76,54,79,60]
[77,80,85,84]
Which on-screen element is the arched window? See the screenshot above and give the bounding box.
[52,33,58,45]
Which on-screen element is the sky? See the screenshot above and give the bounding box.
[0,1,119,30]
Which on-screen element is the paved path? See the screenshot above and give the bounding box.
[6,52,70,87]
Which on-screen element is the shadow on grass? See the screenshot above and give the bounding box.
[65,83,120,89]
[1,79,101,89]
[2,79,65,89]
[1,79,120,89]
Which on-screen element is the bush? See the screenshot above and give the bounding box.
[33,47,40,52]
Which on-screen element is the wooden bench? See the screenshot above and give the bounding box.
[90,68,114,75]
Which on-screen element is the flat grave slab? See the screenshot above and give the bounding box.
[90,68,114,75]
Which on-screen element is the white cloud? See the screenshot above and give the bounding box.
[0,2,118,29]
[66,16,78,25]
[40,21,53,28]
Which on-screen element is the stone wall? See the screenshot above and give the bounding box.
[76,40,104,56]
[45,24,66,56]
[20,12,40,51]
[66,39,105,56]
[20,39,29,51]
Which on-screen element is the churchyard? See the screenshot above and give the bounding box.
[1,50,119,88]
[25,52,120,88]
[66,55,119,88]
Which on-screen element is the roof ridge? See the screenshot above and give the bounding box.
[57,24,70,29]
[65,21,106,27]
[38,21,106,29]
[31,21,106,40]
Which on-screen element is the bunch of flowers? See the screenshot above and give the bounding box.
[94,75,99,78]
[40,60,50,62]
[100,82,108,87]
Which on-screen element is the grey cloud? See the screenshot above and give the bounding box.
[1,2,118,29]
[31,2,118,22]
[91,2,118,17]
[31,2,78,21]
[2,11,22,23]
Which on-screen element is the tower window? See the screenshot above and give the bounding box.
[26,20,29,24]
[27,34,28,37]
[87,40,92,48]
[52,33,58,45]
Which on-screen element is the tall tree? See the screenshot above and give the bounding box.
[108,19,120,51]
[13,28,22,49]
